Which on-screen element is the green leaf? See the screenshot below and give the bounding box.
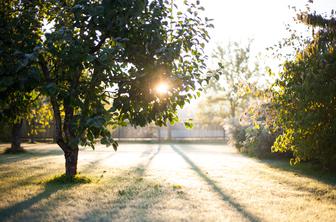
[184,119,194,129]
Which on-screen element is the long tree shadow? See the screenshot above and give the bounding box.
[250,159,336,203]
[80,145,160,176]
[140,144,161,170]
[0,180,81,221]
[257,159,336,186]
[171,145,262,222]
[0,170,58,194]
[79,145,163,221]
[80,152,116,174]
[0,148,63,165]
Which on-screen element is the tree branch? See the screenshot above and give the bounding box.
[39,56,69,152]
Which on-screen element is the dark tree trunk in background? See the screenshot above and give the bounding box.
[64,146,79,177]
[10,120,24,152]
[29,119,36,143]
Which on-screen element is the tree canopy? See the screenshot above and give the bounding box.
[1,0,212,176]
[0,0,49,151]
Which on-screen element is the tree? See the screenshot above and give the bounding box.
[0,92,37,152]
[0,0,47,152]
[272,11,336,169]
[8,0,211,177]
[195,41,259,126]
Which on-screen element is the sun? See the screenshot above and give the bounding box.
[155,82,169,94]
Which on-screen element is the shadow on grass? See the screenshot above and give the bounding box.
[0,145,165,221]
[0,174,89,221]
[80,152,116,174]
[233,153,336,203]
[79,145,163,221]
[171,145,262,222]
[0,148,63,164]
[254,158,336,187]
[0,171,56,194]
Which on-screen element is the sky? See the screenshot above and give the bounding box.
[179,0,336,119]
[202,0,336,67]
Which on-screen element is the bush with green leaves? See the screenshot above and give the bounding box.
[272,12,336,170]
[231,121,280,158]
[230,100,282,158]
[243,125,279,158]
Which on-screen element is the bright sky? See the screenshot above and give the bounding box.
[179,0,336,119]
[202,0,336,66]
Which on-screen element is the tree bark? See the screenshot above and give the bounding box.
[10,120,24,152]
[40,57,80,178]
[64,146,79,177]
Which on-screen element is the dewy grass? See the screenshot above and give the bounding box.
[42,174,93,185]
[0,143,335,222]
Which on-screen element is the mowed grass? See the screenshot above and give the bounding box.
[0,143,335,222]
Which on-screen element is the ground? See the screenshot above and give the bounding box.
[0,142,335,222]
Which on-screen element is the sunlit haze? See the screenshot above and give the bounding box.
[202,0,336,67]
[179,0,336,114]
[2,2,336,220]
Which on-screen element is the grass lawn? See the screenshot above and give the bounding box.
[0,143,335,222]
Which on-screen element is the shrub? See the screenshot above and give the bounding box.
[243,125,279,158]
[231,122,248,151]
[272,13,336,170]
[231,119,282,158]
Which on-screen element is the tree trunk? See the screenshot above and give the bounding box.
[29,119,36,143]
[10,120,24,152]
[40,59,80,178]
[64,146,79,177]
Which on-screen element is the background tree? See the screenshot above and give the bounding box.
[272,10,336,170]
[13,0,211,177]
[195,41,260,126]
[0,0,48,152]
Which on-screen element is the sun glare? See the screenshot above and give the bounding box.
[155,82,169,94]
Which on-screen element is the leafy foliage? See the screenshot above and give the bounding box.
[231,102,281,158]
[29,0,211,152]
[26,98,53,139]
[272,12,336,169]
[0,0,51,146]
[0,1,41,120]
